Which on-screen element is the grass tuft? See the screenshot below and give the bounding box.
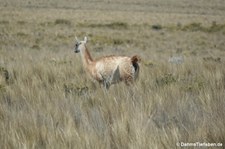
[156,73,177,86]
[152,24,163,30]
[16,32,28,37]
[207,21,225,33]
[55,19,72,25]
[0,66,9,83]
[203,56,221,63]
[64,83,89,96]
[182,22,203,32]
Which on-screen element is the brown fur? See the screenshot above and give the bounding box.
[131,55,141,64]
[84,45,93,64]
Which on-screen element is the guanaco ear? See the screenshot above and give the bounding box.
[75,36,79,42]
[84,36,88,43]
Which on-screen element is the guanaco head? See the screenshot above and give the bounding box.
[74,36,88,53]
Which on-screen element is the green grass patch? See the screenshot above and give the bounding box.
[156,73,177,86]
[17,21,26,25]
[39,21,54,27]
[91,35,134,46]
[0,83,6,94]
[78,22,128,29]
[182,22,203,32]
[166,22,225,33]
[91,35,123,45]
[64,83,89,96]
[16,32,28,38]
[203,56,221,63]
[206,22,225,33]
[0,20,9,24]
[31,44,40,50]
[55,19,72,25]
[182,77,205,93]
[0,66,9,82]
[151,24,163,30]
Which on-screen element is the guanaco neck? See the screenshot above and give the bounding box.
[80,44,94,67]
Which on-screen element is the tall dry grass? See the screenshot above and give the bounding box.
[1,49,225,148]
[0,0,225,148]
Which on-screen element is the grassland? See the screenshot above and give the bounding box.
[0,0,225,148]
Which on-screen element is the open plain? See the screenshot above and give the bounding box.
[0,0,225,148]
